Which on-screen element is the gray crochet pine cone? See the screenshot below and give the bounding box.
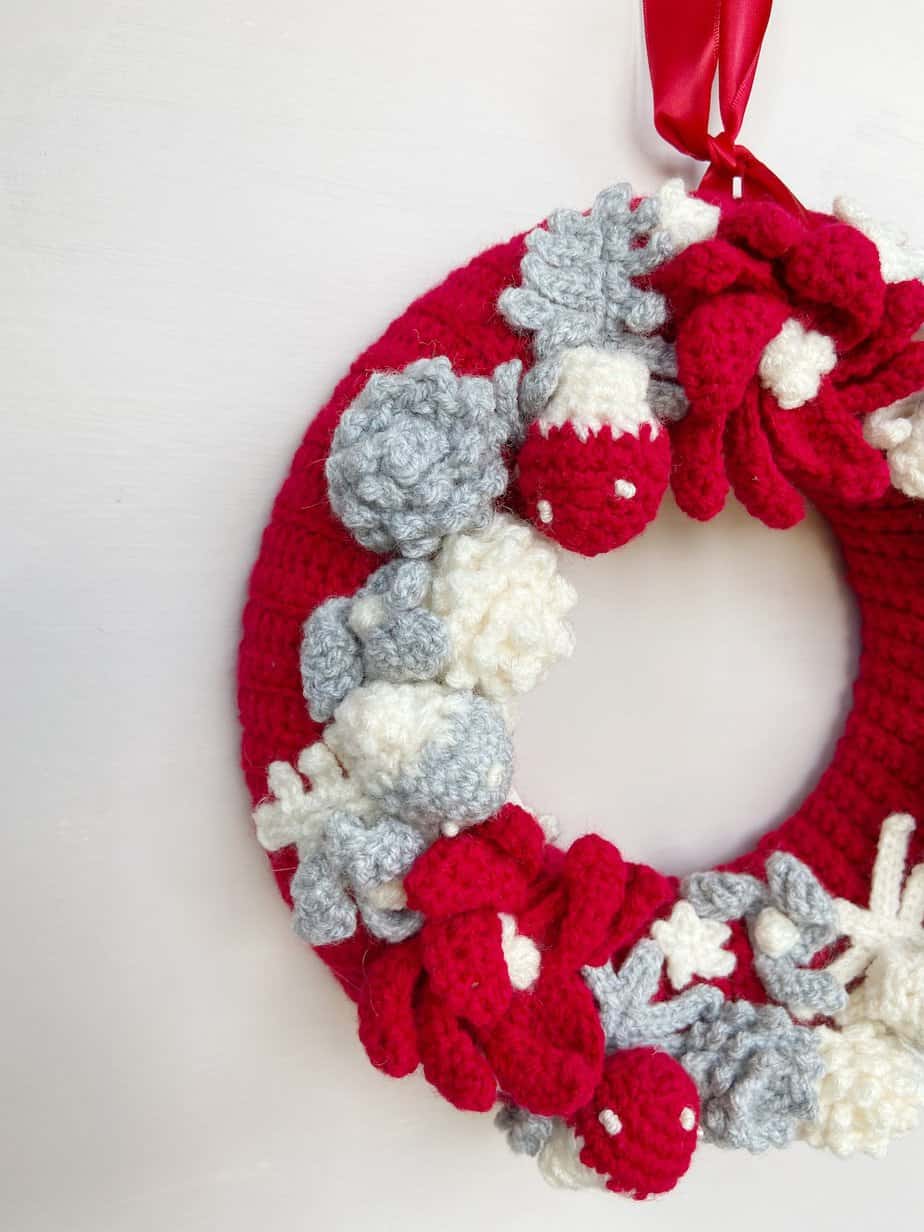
[673,1000,823,1152]
[326,356,522,558]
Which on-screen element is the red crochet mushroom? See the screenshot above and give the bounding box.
[569,1048,701,1199]
[514,347,671,556]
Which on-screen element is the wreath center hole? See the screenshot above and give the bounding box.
[513,496,859,875]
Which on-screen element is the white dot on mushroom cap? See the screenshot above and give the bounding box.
[680,1107,696,1132]
[598,1108,622,1136]
[441,821,460,838]
[613,479,636,499]
[536,499,553,524]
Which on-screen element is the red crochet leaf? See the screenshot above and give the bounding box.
[669,409,731,521]
[676,292,790,417]
[421,909,512,1030]
[484,972,604,1117]
[763,388,889,503]
[724,383,806,529]
[784,223,885,348]
[591,861,676,968]
[554,834,627,967]
[652,239,778,320]
[404,823,533,919]
[836,280,924,381]
[357,938,423,1078]
[718,200,804,259]
[477,803,546,875]
[837,341,924,418]
[416,985,497,1112]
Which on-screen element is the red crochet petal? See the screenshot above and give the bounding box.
[652,239,779,320]
[405,825,532,919]
[724,383,806,529]
[676,292,790,417]
[784,223,885,348]
[669,409,731,521]
[421,909,512,1030]
[484,972,604,1117]
[357,938,423,1078]
[718,200,804,258]
[836,280,924,381]
[592,861,676,968]
[763,388,890,503]
[837,341,924,418]
[553,834,627,967]
[416,985,497,1112]
[477,803,546,876]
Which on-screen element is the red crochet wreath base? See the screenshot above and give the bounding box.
[238,182,924,1198]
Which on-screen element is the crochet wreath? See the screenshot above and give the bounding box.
[238,182,924,1200]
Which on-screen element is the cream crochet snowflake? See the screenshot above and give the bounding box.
[828,813,924,986]
[651,901,736,990]
[252,743,372,855]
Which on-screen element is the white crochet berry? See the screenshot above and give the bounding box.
[802,1022,924,1159]
[429,513,576,701]
[864,394,924,500]
[758,319,837,410]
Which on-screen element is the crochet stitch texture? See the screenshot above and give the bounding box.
[238,182,924,1201]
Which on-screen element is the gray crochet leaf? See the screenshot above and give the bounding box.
[765,851,837,933]
[299,559,451,721]
[499,183,686,422]
[583,940,723,1052]
[300,596,363,722]
[683,855,844,1018]
[754,954,846,1018]
[326,356,523,558]
[673,1000,823,1152]
[494,1104,554,1157]
[682,871,768,922]
[290,812,425,946]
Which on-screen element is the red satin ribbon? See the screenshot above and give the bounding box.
[642,0,805,217]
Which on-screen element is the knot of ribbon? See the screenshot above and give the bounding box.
[642,0,805,218]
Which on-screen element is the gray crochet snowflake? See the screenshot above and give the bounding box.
[498,183,685,421]
[583,939,724,1052]
[671,1000,823,1152]
[300,559,450,721]
[290,810,425,946]
[326,356,523,558]
[683,852,846,1017]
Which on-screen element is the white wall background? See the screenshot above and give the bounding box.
[2,2,921,1229]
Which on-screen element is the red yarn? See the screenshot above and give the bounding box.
[238,206,924,1024]
[570,1048,700,1198]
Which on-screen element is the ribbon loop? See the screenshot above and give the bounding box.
[643,0,804,217]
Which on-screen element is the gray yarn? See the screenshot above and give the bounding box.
[682,852,845,1017]
[494,1104,554,1157]
[290,811,425,946]
[671,1000,823,1152]
[375,692,513,832]
[299,597,364,723]
[326,356,524,558]
[499,183,686,421]
[300,560,450,721]
[583,940,724,1052]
